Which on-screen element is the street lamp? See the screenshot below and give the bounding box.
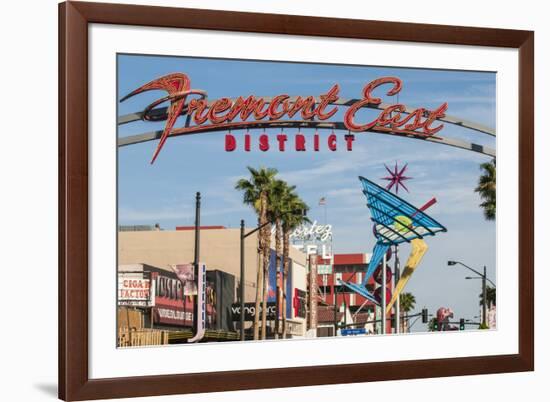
[447,260,495,327]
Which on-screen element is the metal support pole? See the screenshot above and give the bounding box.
[193,192,201,337]
[334,279,338,336]
[482,265,487,327]
[240,219,245,341]
[382,251,387,335]
[395,245,400,334]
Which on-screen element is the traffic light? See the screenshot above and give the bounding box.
[432,319,439,331]
[421,308,428,323]
[459,318,465,331]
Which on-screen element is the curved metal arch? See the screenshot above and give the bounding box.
[117,96,496,137]
[117,120,496,157]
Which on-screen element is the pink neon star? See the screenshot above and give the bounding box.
[381,162,412,194]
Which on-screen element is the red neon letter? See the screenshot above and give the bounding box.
[344,134,355,151]
[277,134,288,151]
[328,134,337,151]
[259,134,269,151]
[295,134,306,151]
[225,134,236,151]
[314,133,320,151]
[421,103,448,136]
[316,85,340,120]
[244,133,251,151]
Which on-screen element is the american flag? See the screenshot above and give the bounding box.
[319,197,326,206]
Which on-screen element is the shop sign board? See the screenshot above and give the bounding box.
[118,273,155,307]
[231,302,276,321]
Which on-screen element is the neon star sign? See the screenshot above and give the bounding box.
[381,162,413,194]
[121,73,448,163]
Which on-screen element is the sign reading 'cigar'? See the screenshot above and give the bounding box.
[121,73,448,163]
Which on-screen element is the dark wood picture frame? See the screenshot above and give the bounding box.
[59,1,534,400]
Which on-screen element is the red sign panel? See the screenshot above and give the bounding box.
[152,271,194,327]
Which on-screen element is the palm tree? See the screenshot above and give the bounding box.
[267,180,295,339]
[475,159,496,220]
[235,166,278,340]
[479,286,496,307]
[280,194,310,338]
[399,292,416,332]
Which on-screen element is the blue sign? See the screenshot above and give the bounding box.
[341,328,366,336]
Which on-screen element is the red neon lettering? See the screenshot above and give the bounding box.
[244,133,251,151]
[277,134,288,151]
[343,77,402,132]
[259,134,269,151]
[328,134,337,151]
[295,134,306,151]
[344,134,355,151]
[225,134,236,152]
[208,98,232,124]
[268,95,290,119]
[314,132,320,151]
[122,73,448,161]
[316,84,340,120]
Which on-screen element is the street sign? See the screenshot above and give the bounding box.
[341,328,366,336]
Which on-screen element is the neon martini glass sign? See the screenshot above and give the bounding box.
[120,73,448,163]
[339,176,446,307]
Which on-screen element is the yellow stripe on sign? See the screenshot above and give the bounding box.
[386,238,428,315]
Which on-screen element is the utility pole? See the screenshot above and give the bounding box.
[448,261,494,329]
[482,265,487,327]
[394,245,400,334]
[334,276,338,336]
[240,219,245,341]
[381,251,387,335]
[193,192,201,337]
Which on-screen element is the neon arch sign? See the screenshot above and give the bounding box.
[120,73,448,163]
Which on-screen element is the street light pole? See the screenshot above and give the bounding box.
[482,265,487,327]
[193,192,201,338]
[394,245,400,334]
[381,251,387,335]
[448,260,494,328]
[240,219,245,341]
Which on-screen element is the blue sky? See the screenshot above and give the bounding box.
[117,54,496,328]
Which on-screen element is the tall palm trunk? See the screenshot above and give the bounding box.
[253,225,263,340]
[274,218,282,339]
[260,192,271,340]
[282,227,291,338]
[261,224,271,339]
[254,192,268,340]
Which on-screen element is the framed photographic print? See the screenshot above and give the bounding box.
[59,1,534,400]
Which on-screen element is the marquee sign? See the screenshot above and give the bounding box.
[121,73,448,163]
[290,220,333,242]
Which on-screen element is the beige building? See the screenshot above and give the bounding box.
[118,227,307,303]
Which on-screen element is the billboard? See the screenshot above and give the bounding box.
[206,270,236,331]
[152,271,195,327]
